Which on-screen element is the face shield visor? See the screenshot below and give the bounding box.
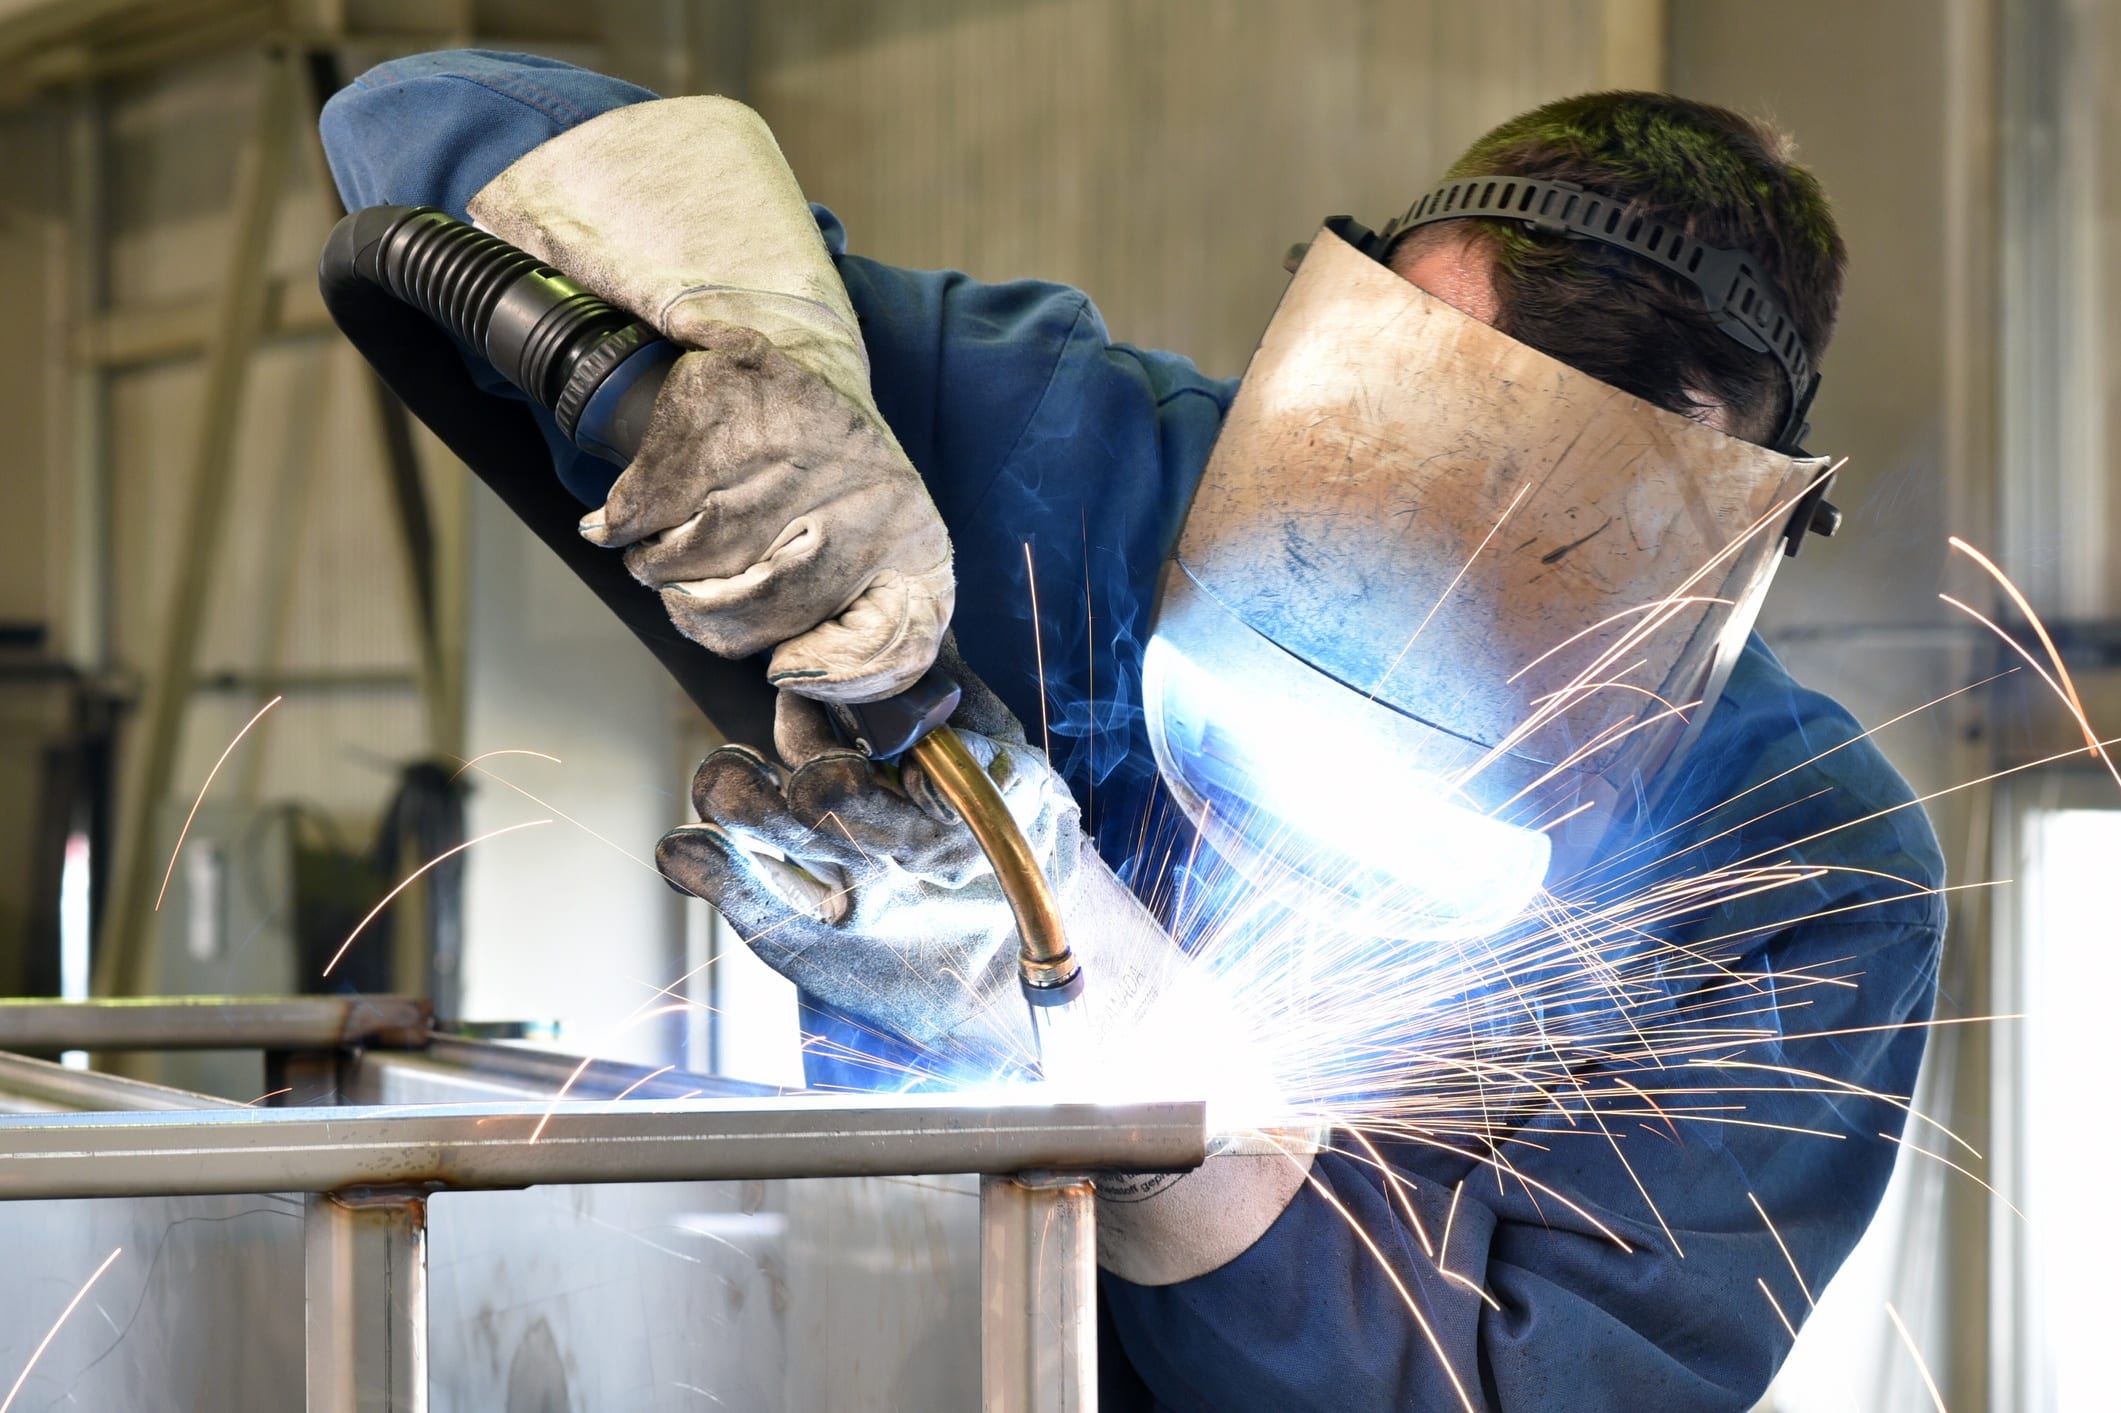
[1144,224,1833,936]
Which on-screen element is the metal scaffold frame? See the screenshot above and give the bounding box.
[0,998,1204,1413]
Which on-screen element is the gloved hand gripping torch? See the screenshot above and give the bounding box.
[319,206,1085,1053]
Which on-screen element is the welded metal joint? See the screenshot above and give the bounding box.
[981,1172,1098,1413]
[305,1188,428,1413]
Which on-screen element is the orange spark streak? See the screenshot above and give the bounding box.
[156,695,282,911]
[529,1001,699,1142]
[449,748,562,782]
[1601,670,2019,879]
[1949,536,2105,757]
[612,1065,676,1101]
[1393,1134,1635,1252]
[1878,1131,2025,1222]
[529,1056,599,1143]
[1533,799,1599,835]
[1506,597,1735,685]
[1568,1067,1684,1256]
[1369,480,1534,701]
[457,764,663,879]
[1424,1177,1504,1310]
[0,1245,122,1413]
[1083,509,1094,829]
[1748,1191,1814,1308]
[1756,1277,1798,1342]
[1885,1301,1948,1413]
[1662,737,2121,905]
[1341,1128,1436,1257]
[817,809,875,864]
[1440,1267,1503,1312]
[244,1087,293,1107]
[1702,1059,1976,1156]
[1300,1166,1479,1413]
[322,818,551,976]
[1023,541,1051,754]
[1794,1011,2023,1041]
[1474,464,1839,774]
[1939,592,2121,789]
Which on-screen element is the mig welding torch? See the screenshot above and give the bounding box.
[319,205,1084,1061]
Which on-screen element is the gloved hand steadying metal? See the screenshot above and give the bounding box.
[655,646,1122,1067]
[467,96,951,702]
[656,648,1316,1282]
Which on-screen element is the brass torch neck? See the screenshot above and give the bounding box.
[906,728,1079,996]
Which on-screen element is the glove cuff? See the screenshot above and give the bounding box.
[1096,1147,1316,1286]
[466,95,888,432]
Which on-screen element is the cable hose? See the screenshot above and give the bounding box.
[364,208,641,407]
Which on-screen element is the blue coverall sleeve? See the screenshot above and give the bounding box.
[319,51,659,503]
[1102,652,1948,1411]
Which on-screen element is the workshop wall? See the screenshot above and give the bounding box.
[94,51,423,820]
[0,28,694,1050]
[0,99,69,996]
[752,0,1660,379]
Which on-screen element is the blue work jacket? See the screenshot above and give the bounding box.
[322,51,1947,1413]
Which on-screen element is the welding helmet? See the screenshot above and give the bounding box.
[1143,178,1837,937]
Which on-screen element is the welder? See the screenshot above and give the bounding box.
[321,52,1945,1411]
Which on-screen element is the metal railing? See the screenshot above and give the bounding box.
[0,998,1206,1413]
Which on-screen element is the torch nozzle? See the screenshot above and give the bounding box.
[902,727,1085,1072]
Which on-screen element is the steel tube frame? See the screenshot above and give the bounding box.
[0,1022,1198,1410]
[306,1191,428,1413]
[344,1037,772,1106]
[983,1174,1100,1413]
[0,1050,237,1113]
[0,1095,1204,1201]
[0,996,429,1053]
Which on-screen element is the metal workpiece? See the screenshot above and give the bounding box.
[1205,1123,1335,1158]
[307,1191,428,1413]
[908,729,1081,999]
[0,1005,1191,1400]
[982,1174,1099,1413]
[343,1037,773,1107]
[0,995,430,1053]
[0,1050,239,1113]
[0,1095,1208,1202]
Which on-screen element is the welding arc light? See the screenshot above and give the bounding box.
[1143,574,1551,939]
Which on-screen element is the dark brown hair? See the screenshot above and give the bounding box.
[1390,92,1846,445]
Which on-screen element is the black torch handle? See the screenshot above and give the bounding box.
[319,204,958,760]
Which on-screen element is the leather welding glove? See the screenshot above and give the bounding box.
[468,97,951,703]
[661,650,1097,1066]
[656,646,1195,1070]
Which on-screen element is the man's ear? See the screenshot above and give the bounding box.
[1388,223,1502,327]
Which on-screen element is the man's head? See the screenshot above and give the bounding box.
[1387,92,1846,446]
